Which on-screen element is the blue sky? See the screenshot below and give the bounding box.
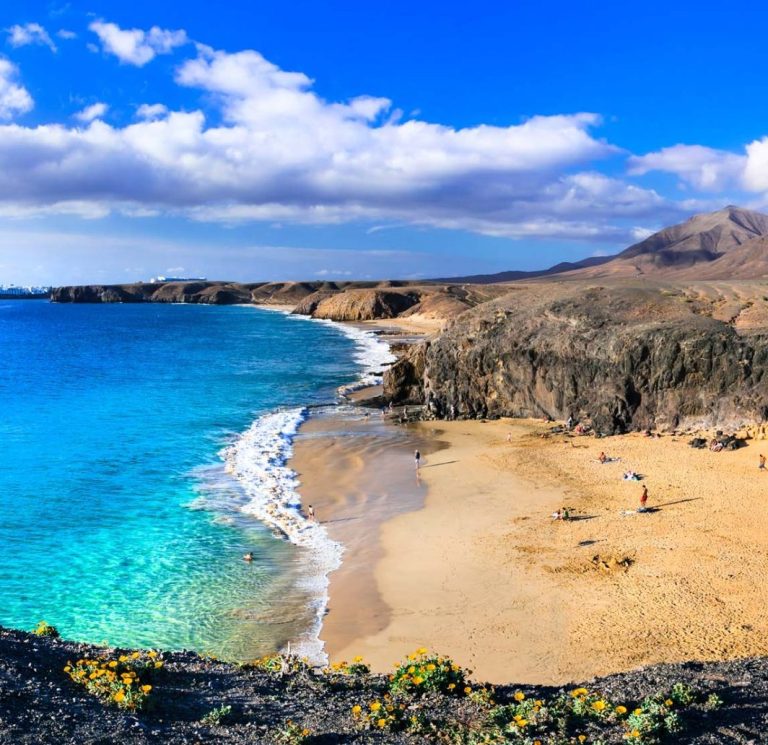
[0,1,766,284]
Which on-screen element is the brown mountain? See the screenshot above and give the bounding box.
[439,206,768,283]
[567,205,768,278]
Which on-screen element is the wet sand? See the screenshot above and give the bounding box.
[289,406,443,658]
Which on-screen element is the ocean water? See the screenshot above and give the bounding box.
[0,300,391,660]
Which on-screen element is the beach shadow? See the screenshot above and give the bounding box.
[577,539,604,547]
[654,497,702,508]
[421,460,459,468]
[566,515,597,522]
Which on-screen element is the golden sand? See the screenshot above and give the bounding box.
[294,413,768,684]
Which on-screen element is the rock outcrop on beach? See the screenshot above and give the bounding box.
[386,281,768,433]
[3,625,767,743]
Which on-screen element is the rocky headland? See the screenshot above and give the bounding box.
[386,280,768,433]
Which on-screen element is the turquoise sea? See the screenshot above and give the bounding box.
[0,300,376,659]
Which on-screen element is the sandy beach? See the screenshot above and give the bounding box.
[292,406,768,685]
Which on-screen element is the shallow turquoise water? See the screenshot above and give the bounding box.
[0,301,361,657]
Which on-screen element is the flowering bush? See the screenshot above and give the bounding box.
[33,621,60,638]
[274,720,312,743]
[64,650,163,710]
[351,696,406,731]
[246,653,312,675]
[323,655,370,676]
[389,648,469,696]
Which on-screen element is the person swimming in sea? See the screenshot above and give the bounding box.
[243,552,254,562]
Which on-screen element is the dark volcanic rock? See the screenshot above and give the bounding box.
[385,283,768,433]
[2,626,768,743]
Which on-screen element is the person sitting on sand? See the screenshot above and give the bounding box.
[598,451,607,463]
[551,509,562,520]
[638,485,649,512]
[710,439,724,453]
[760,454,766,471]
[243,552,254,562]
[562,507,571,521]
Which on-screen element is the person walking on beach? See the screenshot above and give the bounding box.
[414,449,421,470]
[307,505,316,521]
[638,485,649,512]
[760,454,766,471]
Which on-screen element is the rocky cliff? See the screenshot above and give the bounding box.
[386,281,768,433]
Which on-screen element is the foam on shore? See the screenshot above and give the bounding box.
[221,407,343,663]
[221,308,397,663]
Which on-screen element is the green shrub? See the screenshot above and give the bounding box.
[389,648,469,697]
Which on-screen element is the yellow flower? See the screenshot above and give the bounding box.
[571,687,588,697]
[592,700,606,711]
[301,730,310,737]
[376,718,387,728]
[578,736,586,743]
[630,730,641,739]
[108,661,118,668]
[615,705,627,715]
[141,685,152,693]
[665,698,673,707]
[412,676,424,685]
[63,665,71,673]
[447,683,456,690]
[535,699,543,707]
[633,708,642,716]
[352,705,362,715]
[408,665,416,674]
[426,663,436,672]
[118,655,128,662]
[353,655,363,663]
[154,661,164,669]
[514,691,525,701]
[131,652,140,659]
[416,647,427,655]
[517,719,528,727]
[113,690,125,703]
[148,650,158,658]
[370,702,382,711]
[464,686,472,694]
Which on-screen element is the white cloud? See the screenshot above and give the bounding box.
[75,102,108,123]
[135,103,168,120]
[7,23,57,52]
[628,144,746,191]
[316,268,353,276]
[57,30,77,41]
[0,58,32,120]
[0,42,688,243]
[89,20,188,66]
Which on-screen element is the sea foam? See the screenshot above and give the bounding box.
[223,309,396,662]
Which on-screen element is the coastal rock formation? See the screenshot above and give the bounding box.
[386,282,768,433]
[295,289,421,321]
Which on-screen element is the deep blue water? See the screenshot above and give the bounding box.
[0,301,361,657]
